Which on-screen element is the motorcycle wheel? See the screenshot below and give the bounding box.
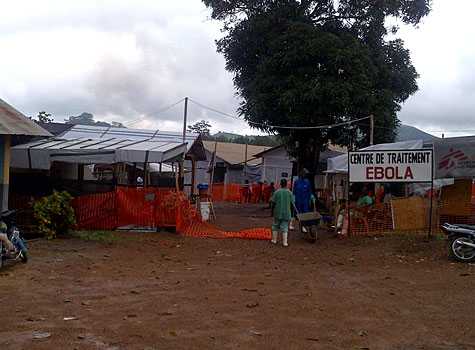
[449,236,475,262]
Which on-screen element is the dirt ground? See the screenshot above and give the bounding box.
[1,203,475,350]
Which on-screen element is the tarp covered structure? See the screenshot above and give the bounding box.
[11,137,188,170]
[11,125,206,170]
[326,140,424,174]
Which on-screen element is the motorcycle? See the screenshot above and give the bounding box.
[441,223,475,262]
[0,210,28,268]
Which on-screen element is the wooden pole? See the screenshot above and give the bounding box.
[178,161,184,191]
[174,163,180,192]
[244,142,248,180]
[143,150,150,188]
[191,157,197,196]
[209,141,218,194]
[0,135,11,212]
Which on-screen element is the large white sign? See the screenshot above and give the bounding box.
[349,149,433,183]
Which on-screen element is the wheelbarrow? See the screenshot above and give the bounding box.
[294,205,321,244]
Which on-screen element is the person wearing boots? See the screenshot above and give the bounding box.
[270,178,295,247]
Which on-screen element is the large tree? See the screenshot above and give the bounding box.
[203,0,431,173]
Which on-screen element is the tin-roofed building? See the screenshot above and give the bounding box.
[0,98,51,211]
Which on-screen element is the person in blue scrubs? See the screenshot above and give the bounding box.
[290,171,312,231]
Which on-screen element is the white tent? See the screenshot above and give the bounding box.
[326,140,424,173]
[10,125,207,170]
[11,137,188,170]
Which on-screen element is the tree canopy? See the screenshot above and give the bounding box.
[65,112,125,128]
[203,0,431,172]
[187,120,212,135]
[36,111,53,124]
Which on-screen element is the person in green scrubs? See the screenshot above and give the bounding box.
[270,178,295,247]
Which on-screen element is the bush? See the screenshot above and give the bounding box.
[33,191,76,239]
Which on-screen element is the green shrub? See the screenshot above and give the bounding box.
[33,191,76,239]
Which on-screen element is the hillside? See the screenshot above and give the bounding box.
[396,124,437,142]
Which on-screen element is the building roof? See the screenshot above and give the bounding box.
[57,124,206,160]
[0,98,51,136]
[203,141,270,166]
[38,122,74,136]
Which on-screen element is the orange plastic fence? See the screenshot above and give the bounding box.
[116,187,177,228]
[175,197,270,240]
[73,187,271,240]
[72,191,118,230]
[349,203,393,236]
[210,183,273,204]
[210,183,242,203]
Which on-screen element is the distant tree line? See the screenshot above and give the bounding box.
[187,120,279,147]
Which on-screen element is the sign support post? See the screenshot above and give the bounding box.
[428,152,435,239]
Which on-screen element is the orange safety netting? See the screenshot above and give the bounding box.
[210,183,274,204]
[349,203,393,236]
[72,191,118,230]
[73,186,271,240]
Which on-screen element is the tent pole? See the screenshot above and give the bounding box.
[143,150,150,188]
[428,149,434,238]
[191,157,197,196]
[209,141,218,195]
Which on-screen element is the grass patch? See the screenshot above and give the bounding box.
[71,230,119,243]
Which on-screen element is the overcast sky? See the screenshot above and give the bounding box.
[0,0,473,137]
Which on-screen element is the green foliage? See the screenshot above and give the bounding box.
[188,120,212,135]
[65,112,125,128]
[209,132,280,146]
[33,191,76,239]
[37,111,53,123]
[203,0,431,172]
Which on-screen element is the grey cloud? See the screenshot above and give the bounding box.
[3,0,475,137]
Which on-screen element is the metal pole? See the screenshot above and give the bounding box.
[182,97,188,143]
[369,114,374,146]
[347,151,351,236]
[428,149,434,238]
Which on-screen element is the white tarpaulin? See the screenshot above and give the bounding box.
[326,140,425,174]
[11,137,187,170]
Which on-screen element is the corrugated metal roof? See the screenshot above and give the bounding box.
[59,124,199,147]
[38,122,74,136]
[57,124,206,161]
[203,141,269,166]
[0,98,52,136]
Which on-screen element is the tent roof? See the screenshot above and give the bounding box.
[203,141,269,166]
[11,137,188,170]
[0,99,51,136]
[58,124,198,146]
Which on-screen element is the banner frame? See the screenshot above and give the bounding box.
[347,148,434,238]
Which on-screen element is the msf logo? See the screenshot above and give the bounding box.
[438,148,468,171]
